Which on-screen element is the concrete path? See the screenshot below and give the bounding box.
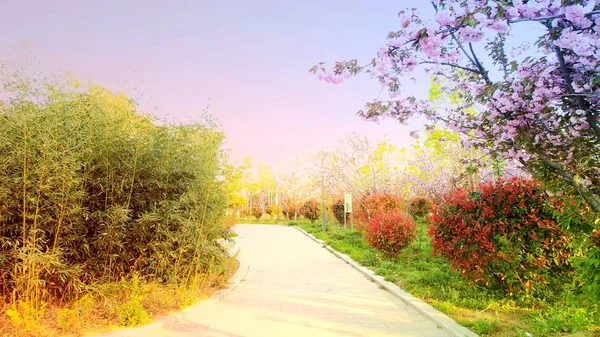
[112,224,451,337]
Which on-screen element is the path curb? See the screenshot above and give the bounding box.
[294,226,479,337]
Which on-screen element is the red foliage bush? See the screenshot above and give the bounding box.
[239,207,252,218]
[251,207,263,220]
[265,205,274,215]
[592,229,600,249]
[300,199,321,223]
[281,203,297,219]
[365,210,416,257]
[332,198,346,225]
[407,196,433,218]
[353,194,404,231]
[428,178,572,296]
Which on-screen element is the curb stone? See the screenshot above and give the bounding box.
[294,226,479,337]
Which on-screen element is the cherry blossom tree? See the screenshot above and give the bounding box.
[312,0,600,215]
[314,134,408,199]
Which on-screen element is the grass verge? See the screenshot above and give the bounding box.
[273,218,600,337]
[0,257,239,337]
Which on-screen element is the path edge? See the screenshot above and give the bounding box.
[294,226,479,337]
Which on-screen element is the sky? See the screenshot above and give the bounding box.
[0,1,437,173]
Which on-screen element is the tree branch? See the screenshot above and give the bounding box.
[509,10,600,23]
[537,152,600,213]
[450,32,478,67]
[419,61,481,74]
[552,44,600,142]
[562,93,600,99]
[469,43,491,84]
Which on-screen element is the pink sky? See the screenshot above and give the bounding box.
[1,1,435,173]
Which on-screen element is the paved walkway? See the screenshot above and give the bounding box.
[111,224,451,337]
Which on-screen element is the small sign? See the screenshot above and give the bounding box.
[344,193,352,213]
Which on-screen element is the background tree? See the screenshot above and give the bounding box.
[312,1,600,218]
[315,134,407,199]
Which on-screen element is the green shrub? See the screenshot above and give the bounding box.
[6,300,47,335]
[365,210,416,257]
[529,304,599,335]
[0,77,231,304]
[353,194,404,231]
[239,207,252,218]
[574,228,600,304]
[300,199,320,223]
[428,178,572,297]
[116,274,150,327]
[57,308,78,332]
[265,205,279,218]
[407,196,433,218]
[57,294,96,332]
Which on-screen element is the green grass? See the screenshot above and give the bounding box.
[285,219,600,337]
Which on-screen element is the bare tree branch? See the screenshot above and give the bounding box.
[552,44,600,142]
[537,153,600,213]
[420,61,481,74]
[469,43,491,84]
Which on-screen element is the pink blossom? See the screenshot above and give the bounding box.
[435,11,455,26]
[489,20,508,32]
[313,0,600,203]
[564,5,592,27]
[458,26,484,43]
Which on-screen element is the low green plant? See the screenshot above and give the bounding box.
[462,318,499,336]
[529,305,599,335]
[56,294,96,332]
[573,229,600,304]
[6,300,47,335]
[57,308,78,332]
[116,273,150,327]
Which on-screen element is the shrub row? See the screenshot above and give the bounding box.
[346,178,575,297]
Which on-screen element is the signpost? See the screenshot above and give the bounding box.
[344,193,352,229]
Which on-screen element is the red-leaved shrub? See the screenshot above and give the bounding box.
[365,210,416,257]
[354,194,404,231]
[332,199,346,225]
[592,229,600,249]
[265,205,274,216]
[408,196,433,218]
[251,207,263,220]
[301,199,321,223]
[428,178,572,296]
[281,200,298,219]
[265,205,279,218]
